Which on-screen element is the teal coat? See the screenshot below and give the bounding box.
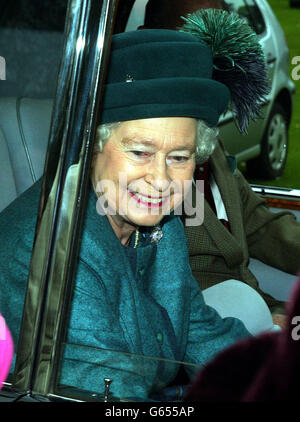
[0,181,250,400]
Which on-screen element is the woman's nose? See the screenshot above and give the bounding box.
[144,157,171,192]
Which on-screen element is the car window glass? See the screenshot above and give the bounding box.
[53,343,202,401]
[1,0,299,401]
[0,0,68,384]
[0,0,66,99]
[46,187,203,401]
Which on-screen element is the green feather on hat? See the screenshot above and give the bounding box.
[180,9,270,133]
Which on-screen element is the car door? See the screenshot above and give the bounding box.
[0,0,201,402]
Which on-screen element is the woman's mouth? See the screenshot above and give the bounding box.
[128,191,169,208]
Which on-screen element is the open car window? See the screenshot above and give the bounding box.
[0,0,120,400]
[0,0,67,390]
[1,0,203,402]
[0,0,299,403]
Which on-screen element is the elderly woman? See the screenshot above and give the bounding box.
[0,11,269,400]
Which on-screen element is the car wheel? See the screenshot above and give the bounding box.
[247,103,288,179]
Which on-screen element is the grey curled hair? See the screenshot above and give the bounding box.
[94,119,219,164]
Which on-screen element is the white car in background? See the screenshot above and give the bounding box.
[220,0,295,180]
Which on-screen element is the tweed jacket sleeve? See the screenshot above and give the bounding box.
[235,169,300,275]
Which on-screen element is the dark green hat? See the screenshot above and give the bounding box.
[100,28,230,127]
[100,10,270,134]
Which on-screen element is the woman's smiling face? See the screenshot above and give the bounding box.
[91,116,196,237]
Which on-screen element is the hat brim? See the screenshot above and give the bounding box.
[100,77,230,127]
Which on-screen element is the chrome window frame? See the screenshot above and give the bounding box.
[5,0,120,400]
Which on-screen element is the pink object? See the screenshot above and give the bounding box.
[0,314,14,389]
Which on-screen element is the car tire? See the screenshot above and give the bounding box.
[247,103,288,179]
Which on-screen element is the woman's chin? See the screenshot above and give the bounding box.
[124,198,182,227]
[127,213,165,228]
[125,206,169,227]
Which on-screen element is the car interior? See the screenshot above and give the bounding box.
[0,0,299,402]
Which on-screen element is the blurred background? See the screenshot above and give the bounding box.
[240,0,300,189]
[243,0,300,188]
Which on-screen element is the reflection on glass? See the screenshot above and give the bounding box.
[0,0,67,382]
[0,0,66,99]
[45,168,249,402]
[0,180,43,379]
[55,344,202,402]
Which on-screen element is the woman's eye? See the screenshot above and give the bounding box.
[167,155,189,163]
[174,156,187,162]
[130,151,151,158]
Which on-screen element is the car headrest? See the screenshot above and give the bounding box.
[0,97,53,202]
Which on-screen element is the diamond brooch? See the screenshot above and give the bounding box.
[150,226,163,244]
